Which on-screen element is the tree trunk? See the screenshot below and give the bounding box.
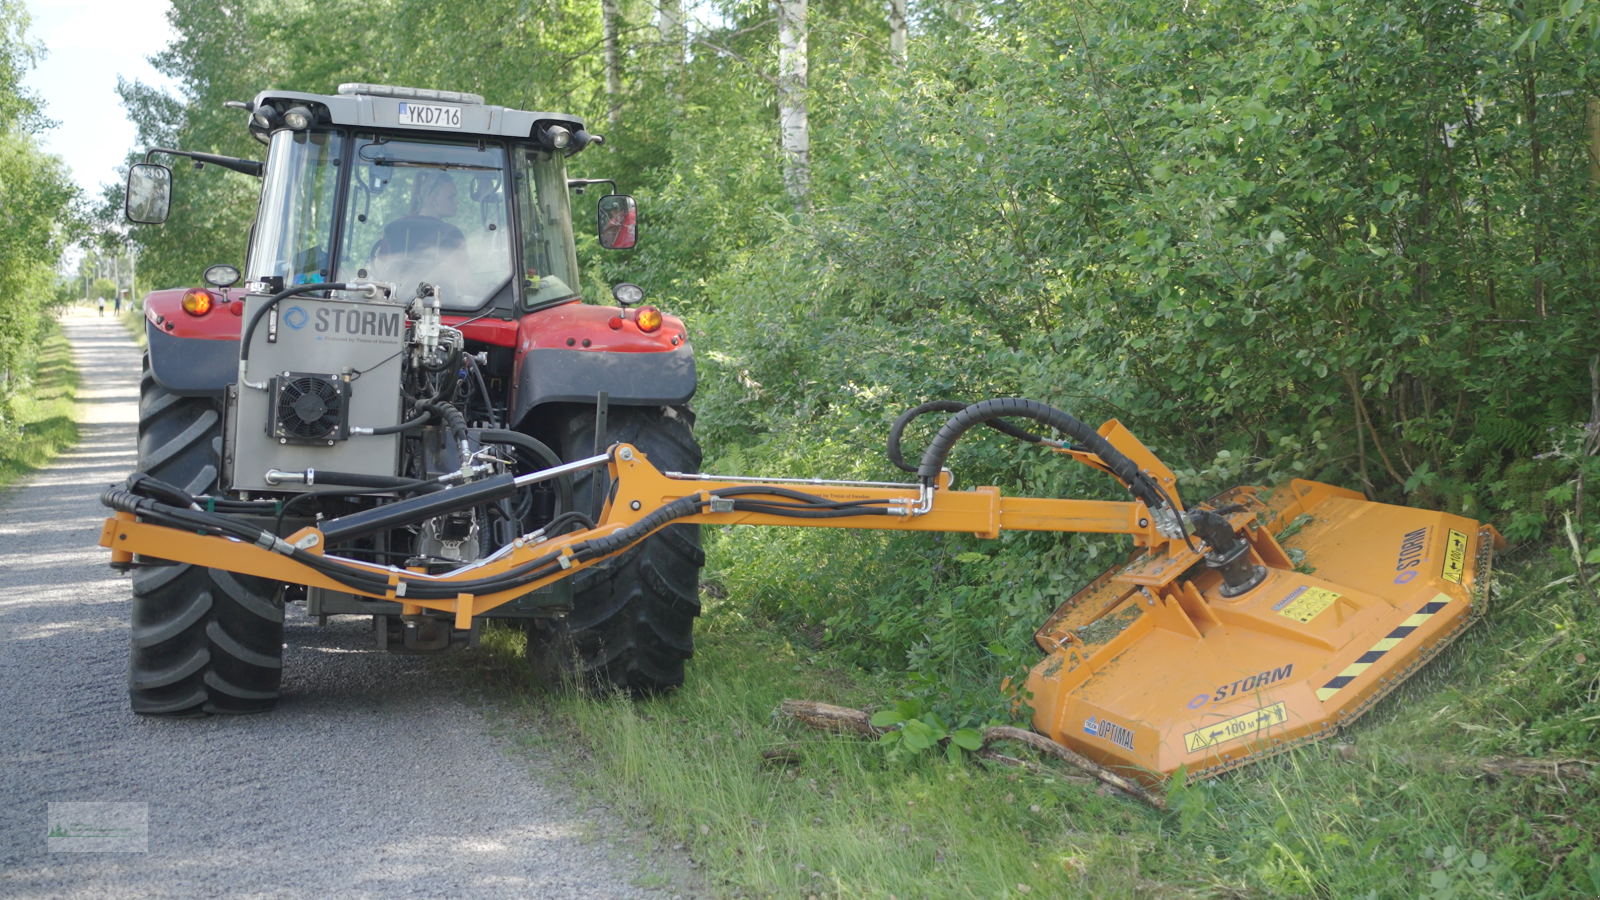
[776,0,810,209]
[1588,97,1600,186]
[602,0,621,126]
[660,0,685,102]
[889,0,907,67]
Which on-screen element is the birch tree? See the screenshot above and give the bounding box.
[776,0,809,207]
[659,0,685,105]
[602,0,621,125]
[889,0,906,67]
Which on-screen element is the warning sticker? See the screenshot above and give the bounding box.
[1442,530,1468,584]
[1184,702,1289,754]
[1273,585,1341,623]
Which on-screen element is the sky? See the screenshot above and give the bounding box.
[22,0,179,199]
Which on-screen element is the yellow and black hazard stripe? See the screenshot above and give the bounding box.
[1315,594,1451,702]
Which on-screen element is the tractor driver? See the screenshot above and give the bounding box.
[372,170,471,289]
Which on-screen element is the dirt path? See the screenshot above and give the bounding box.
[0,311,677,899]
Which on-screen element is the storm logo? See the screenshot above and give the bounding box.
[283,306,309,329]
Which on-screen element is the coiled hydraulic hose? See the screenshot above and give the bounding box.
[886,399,1058,473]
[416,400,469,447]
[473,429,573,517]
[914,398,1165,511]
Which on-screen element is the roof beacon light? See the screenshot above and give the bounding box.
[336,83,486,106]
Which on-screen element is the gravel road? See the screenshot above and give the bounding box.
[0,312,679,898]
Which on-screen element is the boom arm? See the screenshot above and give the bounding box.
[100,416,1185,630]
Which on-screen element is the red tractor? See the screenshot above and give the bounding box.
[123,83,701,714]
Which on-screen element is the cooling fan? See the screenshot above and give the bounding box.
[269,373,350,444]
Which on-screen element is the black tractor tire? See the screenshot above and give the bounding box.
[525,405,704,695]
[128,564,285,715]
[129,355,285,715]
[137,355,222,495]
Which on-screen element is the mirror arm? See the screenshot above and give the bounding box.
[566,178,617,196]
[145,148,265,178]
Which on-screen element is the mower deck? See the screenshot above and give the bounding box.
[1025,479,1500,783]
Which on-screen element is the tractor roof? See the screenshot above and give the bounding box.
[248,83,586,142]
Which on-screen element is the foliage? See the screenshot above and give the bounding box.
[0,322,79,492]
[0,1,78,392]
[122,0,1600,721]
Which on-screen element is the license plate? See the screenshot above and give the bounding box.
[397,102,461,128]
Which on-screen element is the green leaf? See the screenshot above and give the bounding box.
[951,728,983,751]
[870,709,906,728]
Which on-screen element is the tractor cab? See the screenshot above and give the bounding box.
[127,83,636,317]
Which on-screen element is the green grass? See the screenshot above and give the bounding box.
[120,305,146,349]
[0,322,79,494]
[457,544,1600,899]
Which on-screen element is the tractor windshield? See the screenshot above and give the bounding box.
[339,136,514,311]
[248,129,343,287]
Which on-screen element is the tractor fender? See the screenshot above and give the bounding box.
[142,288,242,397]
[509,300,696,429]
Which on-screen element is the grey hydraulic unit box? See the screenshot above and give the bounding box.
[229,293,407,493]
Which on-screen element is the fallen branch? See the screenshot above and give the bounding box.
[976,748,1094,785]
[981,725,1165,810]
[778,700,883,738]
[1477,756,1597,781]
[777,699,1165,810]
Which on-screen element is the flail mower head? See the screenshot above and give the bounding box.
[1025,479,1501,784]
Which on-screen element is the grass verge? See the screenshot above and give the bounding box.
[459,549,1600,899]
[0,321,79,494]
[120,305,146,349]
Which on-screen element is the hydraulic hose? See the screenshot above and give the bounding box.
[473,429,573,516]
[915,398,1165,510]
[360,410,432,436]
[102,470,903,604]
[464,354,498,428]
[416,400,468,446]
[886,399,1055,473]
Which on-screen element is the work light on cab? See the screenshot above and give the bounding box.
[181,288,214,316]
[635,306,663,333]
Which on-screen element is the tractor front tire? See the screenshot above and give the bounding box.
[129,355,285,715]
[525,405,704,695]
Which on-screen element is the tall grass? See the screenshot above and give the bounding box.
[457,546,1600,898]
[0,321,79,494]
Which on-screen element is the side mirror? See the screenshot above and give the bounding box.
[125,163,172,224]
[204,264,241,288]
[597,193,637,250]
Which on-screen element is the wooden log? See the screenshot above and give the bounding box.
[778,699,883,737]
[981,725,1166,810]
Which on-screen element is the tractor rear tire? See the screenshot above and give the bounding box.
[525,405,704,695]
[137,354,221,495]
[128,564,285,716]
[129,356,285,715]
